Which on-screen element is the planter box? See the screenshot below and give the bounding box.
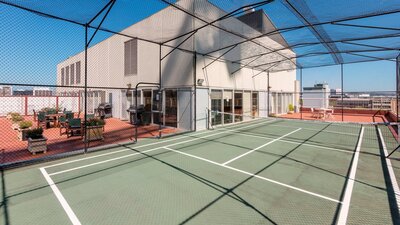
[28,137,47,155]
[12,123,20,130]
[85,125,104,142]
[18,128,30,141]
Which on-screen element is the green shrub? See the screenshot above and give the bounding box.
[288,104,295,111]
[26,127,44,139]
[11,114,24,123]
[19,120,33,129]
[86,118,106,126]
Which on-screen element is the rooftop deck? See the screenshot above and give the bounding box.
[0,116,179,164]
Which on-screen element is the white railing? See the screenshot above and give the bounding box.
[0,96,80,116]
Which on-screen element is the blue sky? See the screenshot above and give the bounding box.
[0,1,396,92]
[298,60,396,92]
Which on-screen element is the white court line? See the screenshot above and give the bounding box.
[337,127,364,225]
[268,124,358,136]
[222,128,302,165]
[48,120,275,176]
[42,129,212,169]
[378,128,400,215]
[43,118,269,169]
[163,147,340,203]
[40,168,82,225]
[220,128,354,154]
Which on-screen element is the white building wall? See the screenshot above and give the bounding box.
[55,0,297,126]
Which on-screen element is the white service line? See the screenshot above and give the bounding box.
[220,128,353,154]
[222,128,302,165]
[40,168,82,225]
[163,147,340,203]
[378,128,400,215]
[268,124,358,136]
[337,127,365,225]
[48,119,275,176]
[43,118,269,169]
[43,129,212,169]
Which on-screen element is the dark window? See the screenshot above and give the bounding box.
[65,66,70,86]
[124,39,138,76]
[61,68,65,86]
[76,61,81,84]
[70,64,75,85]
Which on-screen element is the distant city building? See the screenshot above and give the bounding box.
[332,96,394,110]
[303,83,330,108]
[372,97,393,110]
[359,94,370,98]
[0,86,12,96]
[33,87,52,96]
[334,98,372,109]
[13,89,33,96]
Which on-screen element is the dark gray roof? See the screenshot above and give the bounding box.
[237,9,290,49]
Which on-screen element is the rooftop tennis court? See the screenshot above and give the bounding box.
[2,118,400,225]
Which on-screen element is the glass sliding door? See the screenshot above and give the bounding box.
[243,91,251,121]
[211,90,222,126]
[152,90,162,125]
[143,90,152,125]
[223,90,233,124]
[252,92,258,117]
[234,91,243,122]
[165,89,177,127]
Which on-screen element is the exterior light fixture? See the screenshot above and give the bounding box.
[197,79,204,86]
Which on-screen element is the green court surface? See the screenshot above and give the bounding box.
[1,119,400,225]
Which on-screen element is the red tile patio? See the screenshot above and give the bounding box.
[0,117,179,164]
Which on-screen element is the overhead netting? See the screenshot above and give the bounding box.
[2,0,400,72]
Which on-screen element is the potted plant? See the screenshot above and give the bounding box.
[11,113,24,130]
[269,113,277,117]
[85,118,106,141]
[26,127,47,155]
[18,120,33,141]
[6,112,17,120]
[288,104,295,114]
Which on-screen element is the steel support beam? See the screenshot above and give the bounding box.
[267,71,270,117]
[346,52,396,62]
[232,33,400,64]
[160,0,296,68]
[341,41,400,52]
[87,0,116,47]
[282,0,342,64]
[341,64,344,122]
[332,22,400,32]
[162,0,274,44]
[300,68,303,120]
[84,24,88,152]
[202,45,238,70]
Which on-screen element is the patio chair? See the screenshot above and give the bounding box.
[310,108,317,118]
[37,111,49,129]
[46,109,57,115]
[66,118,83,138]
[326,109,334,119]
[65,112,74,120]
[86,114,95,120]
[59,115,67,135]
[45,109,57,127]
